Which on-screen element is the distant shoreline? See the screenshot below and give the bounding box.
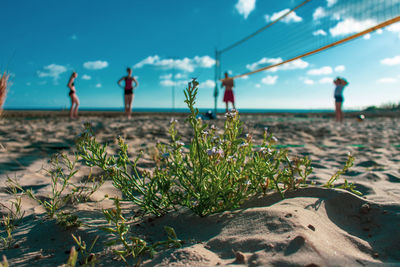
[2,108,399,119]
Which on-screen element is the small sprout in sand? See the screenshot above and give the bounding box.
[71,234,99,266]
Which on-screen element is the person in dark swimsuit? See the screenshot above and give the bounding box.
[67,72,79,119]
[118,68,138,118]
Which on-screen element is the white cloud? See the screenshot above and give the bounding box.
[265,9,302,24]
[261,75,278,85]
[81,74,92,80]
[363,33,371,40]
[95,83,102,88]
[160,73,173,80]
[83,60,109,70]
[334,65,345,72]
[239,75,249,80]
[304,78,314,85]
[194,56,216,68]
[313,7,326,21]
[200,80,216,88]
[319,77,333,84]
[134,55,215,72]
[235,0,256,19]
[327,0,337,7]
[377,77,397,84]
[313,29,327,36]
[246,57,308,72]
[37,64,67,83]
[269,59,309,72]
[329,18,376,37]
[307,66,333,76]
[160,80,175,87]
[160,79,190,87]
[246,57,282,71]
[175,73,186,79]
[381,55,400,66]
[387,22,400,38]
[255,84,261,88]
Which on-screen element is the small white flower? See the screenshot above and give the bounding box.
[202,130,209,136]
[176,141,185,146]
[210,125,217,130]
[264,127,268,133]
[216,149,224,157]
[245,181,251,185]
[272,136,278,142]
[239,142,248,148]
[207,147,216,156]
[227,155,236,162]
[170,118,178,124]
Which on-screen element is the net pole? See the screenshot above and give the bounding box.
[214,49,220,115]
[228,15,400,80]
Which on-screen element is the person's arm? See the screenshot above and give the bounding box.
[133,77,139,89]
[67,77,74,90]
[117,77,125,88]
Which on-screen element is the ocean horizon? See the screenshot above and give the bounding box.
[4,107,356,113]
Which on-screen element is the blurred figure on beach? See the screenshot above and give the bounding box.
[221,72,235,112]
[67,72,79,119]
[333,77,348,122]
[0,72,9,114]
[118,67,138,119]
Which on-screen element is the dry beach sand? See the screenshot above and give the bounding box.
[0,111,400,266]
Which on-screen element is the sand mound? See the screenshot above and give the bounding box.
[140,188,400,266]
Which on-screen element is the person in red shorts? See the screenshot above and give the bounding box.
[221,72,235,112]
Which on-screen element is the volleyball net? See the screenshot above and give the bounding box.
[217,0,400,81]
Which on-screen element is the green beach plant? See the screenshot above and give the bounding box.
[71,234,98,266]
[9,152,103,220]
[0,255,8,267]
[0,185,25,249]
[324,154,362,195]
[77,79,313,217]
[102,198,182,265]
[65,246,78,267]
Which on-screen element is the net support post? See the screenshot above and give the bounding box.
[214,49,220,116]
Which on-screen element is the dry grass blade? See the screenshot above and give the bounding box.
[0,72,9,113]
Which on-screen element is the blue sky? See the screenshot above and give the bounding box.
[1,0,400,110]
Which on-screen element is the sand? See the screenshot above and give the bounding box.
[0,111,399,266]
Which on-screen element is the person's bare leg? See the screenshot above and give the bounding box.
[339,103,343,122]
[73,96,79,118]
[232,102,236,111]
[127,94,133,119]
[335,102,341,122]
[70,97,75,119]
[124,95,129,117]
[225,103,228,113]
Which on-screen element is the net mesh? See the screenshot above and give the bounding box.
[219,0,400,79]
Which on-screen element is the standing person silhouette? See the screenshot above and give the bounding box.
[221,72,235,112]
[67,72,79,119]
[118,67,138,119]
[333,77,348,122]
